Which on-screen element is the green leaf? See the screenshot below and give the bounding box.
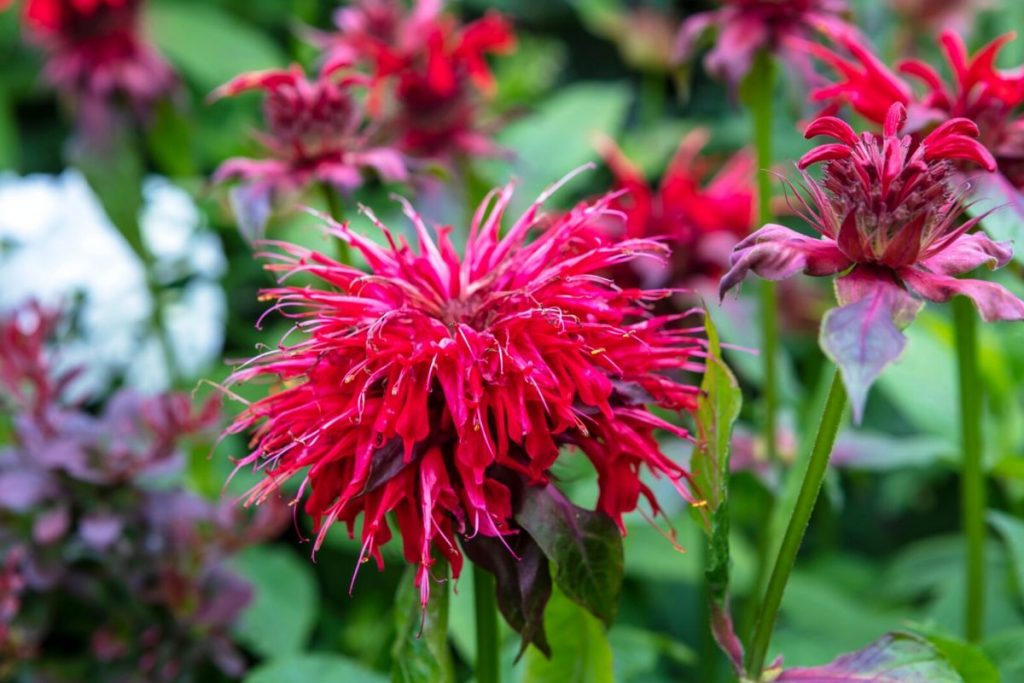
[773,632,965,682]
[923,633,1000,683]
[968,172,1024,267]
[391,560,454,683]
[988,510,1024,602]
[145,100,196,178]
[231,545,319,658]
[245,654,387,683]
[981,628,1024,681]
[522,587,614,683]
[479,82,631,213]
[146,1,286,92]
[516,484,624,628]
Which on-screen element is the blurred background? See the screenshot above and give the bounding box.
[2,1,1024,681]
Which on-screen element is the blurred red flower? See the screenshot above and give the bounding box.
[227,179,704,610]
[721,104,1024,419]
[675,0,857,84]
[599,130,755,291]
[21,0,177,136]
[316,0,515,159]
[211,65,407,239]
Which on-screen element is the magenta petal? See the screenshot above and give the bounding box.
[902,269,1024,322]
[836,266,922,326]
[821,274,921,424]
[719,224,851,299]
[777,632,962,681]
[919,232,1013,276]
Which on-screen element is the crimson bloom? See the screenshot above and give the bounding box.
[721,104,1024,420]
[212,65,407,240]
[226,178,704,647]
[804,30,1024,196]
[599,130,755,291]
[675,0,857,85]
[21,0,177,137]
[317,0,515,159]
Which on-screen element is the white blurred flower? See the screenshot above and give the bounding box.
[0,171,226,394]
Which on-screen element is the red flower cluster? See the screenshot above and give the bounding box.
[599,131,755,291]
[721,104,1024,419]
[227,181,704,607]
[805,30,1024,188]
[21,0,176,136]
[317,0,515,159]
[212,65,407,238]
[675,0,857,84]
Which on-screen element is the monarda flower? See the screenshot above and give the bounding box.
[212,65,407,240]
[804,31,1024,197]
[317,0,515,159]
[675,0,857,85]
[21,0,177,137]
[720,104,1024,420]
[599,130,755,291]
[226,178,704,648]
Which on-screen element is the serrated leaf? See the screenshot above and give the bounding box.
[522,587,614,683]
[245,654,387,683]
[146,1,286,92]
[774,632,964,682]
[231,545,318,658]
[516,484,623,628]
[391,560,454,683]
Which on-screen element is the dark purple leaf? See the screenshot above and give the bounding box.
[515,485,623,629]
[461,531,552,658]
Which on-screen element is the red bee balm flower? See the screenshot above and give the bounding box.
[22,0,176,134]
[212,65,407,239]
[318,0,515,159]
[675,0,857,85]
[721,104,1024,420]
[600,130,755,290]
[226,179,704,644]
[805,31,1024,195]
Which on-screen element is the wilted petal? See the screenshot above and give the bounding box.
[919,232,1013,275]
[776,632,962,682]
[720,224,851,298]
[901,268,1024,322]
[229,184,274,244]
[821,274,921,423]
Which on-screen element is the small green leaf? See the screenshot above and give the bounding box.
[391,560,454,683]
[981,628,1024,681]
[923,633,1000,683]
[522,587,614,683]
[146,1,286,92]
[516,484,624,628]
[245,654,387,683]
[231,545,319,658]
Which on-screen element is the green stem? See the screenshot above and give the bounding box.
[473,565,500,683]
[954,297,985,642]
[748,50,779,466]
[320,182,351,265]
[745,368,847,678]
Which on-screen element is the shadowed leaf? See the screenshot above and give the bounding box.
[522,587,613,683]
[392,559,454,683]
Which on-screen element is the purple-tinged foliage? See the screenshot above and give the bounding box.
[0,304,287,681]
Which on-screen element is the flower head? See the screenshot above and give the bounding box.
[805,30,1024,187]
[212,65,407,239]
[317,0,516,159]
[226,178,704,620]
[675,0,857,85]
[599,131,755,290]
[22,0,177,136]
[721,104,1024,420]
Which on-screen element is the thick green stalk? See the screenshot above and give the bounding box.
[748,51,779,466]
[473,565,500,683]
[745,368,846,678]
[320,182,351,265]
[954,297,985,642]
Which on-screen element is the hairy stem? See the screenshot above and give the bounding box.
[954,296,986,642]
[745,368,846,677]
